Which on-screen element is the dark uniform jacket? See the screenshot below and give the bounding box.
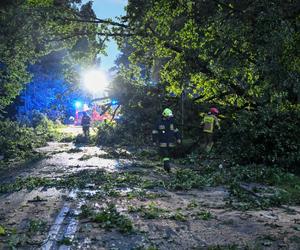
[81,115,91,127]
[152,116,180,148]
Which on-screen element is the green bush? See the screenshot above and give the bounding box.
[219,104,300,172]
[0,114,62,162]
[0,120,46,160]
[31,110,47,128]
[32,111,61,141]
[95,120,118,145]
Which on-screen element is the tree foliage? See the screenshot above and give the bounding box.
[1,0,299,170]
[110,65,163,144]
[0,0,112,114]
[17,52,89,122]
[108,0,300,169]
[122,0,300,107]
[219,103,300,171]
[0,117,54,160]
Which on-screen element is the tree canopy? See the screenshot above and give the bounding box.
[0,0,299,169]
[120,0,300,108]
[0,0,107,113]
[107,0,300,170]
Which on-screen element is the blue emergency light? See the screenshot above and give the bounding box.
[111,100,118,105]
[75,101,82,109]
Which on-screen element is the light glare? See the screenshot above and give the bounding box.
[75,101,82,108]
[83,69,109,93]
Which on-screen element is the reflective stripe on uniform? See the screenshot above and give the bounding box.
[159,142,167,147]
[170,124,174,130]
[158,125,165,130]
[169,143,176,147]
[152,130,158,134]
[203,115,214,133]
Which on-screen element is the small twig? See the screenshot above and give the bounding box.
[27,199,48,203]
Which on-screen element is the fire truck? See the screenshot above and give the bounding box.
[74,97,119,126]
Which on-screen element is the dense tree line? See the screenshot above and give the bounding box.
[0,0,108,114]
[119,0,300,105]
[0,0,299,170]
[110,0,300,171]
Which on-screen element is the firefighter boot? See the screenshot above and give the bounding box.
[163,159,171,172]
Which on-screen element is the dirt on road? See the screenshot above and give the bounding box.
[0,142,299,250]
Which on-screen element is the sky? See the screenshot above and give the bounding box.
[87,0,127,71]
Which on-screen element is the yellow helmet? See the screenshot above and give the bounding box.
[162,108,173,117]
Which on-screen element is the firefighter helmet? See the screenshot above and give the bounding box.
[210,107,219,115]
[162,108,173,117]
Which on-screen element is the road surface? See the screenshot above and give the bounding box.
[0,141,300,249]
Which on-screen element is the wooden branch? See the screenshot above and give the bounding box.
[96,32,137,37]
[100,104,112,116]
[57,17,128,28]
[111,104,121,122]
[46,31,137,42]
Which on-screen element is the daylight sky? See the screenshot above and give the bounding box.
[88,0,127,71]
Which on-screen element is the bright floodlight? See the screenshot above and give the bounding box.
[82,69,109,93]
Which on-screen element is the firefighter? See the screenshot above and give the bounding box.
[152,108,181,172]
[202,107,220,152]
[81,111,91,138]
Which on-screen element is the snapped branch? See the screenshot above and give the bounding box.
[56,17,128,28]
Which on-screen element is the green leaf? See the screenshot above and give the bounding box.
[0,225,6,236]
